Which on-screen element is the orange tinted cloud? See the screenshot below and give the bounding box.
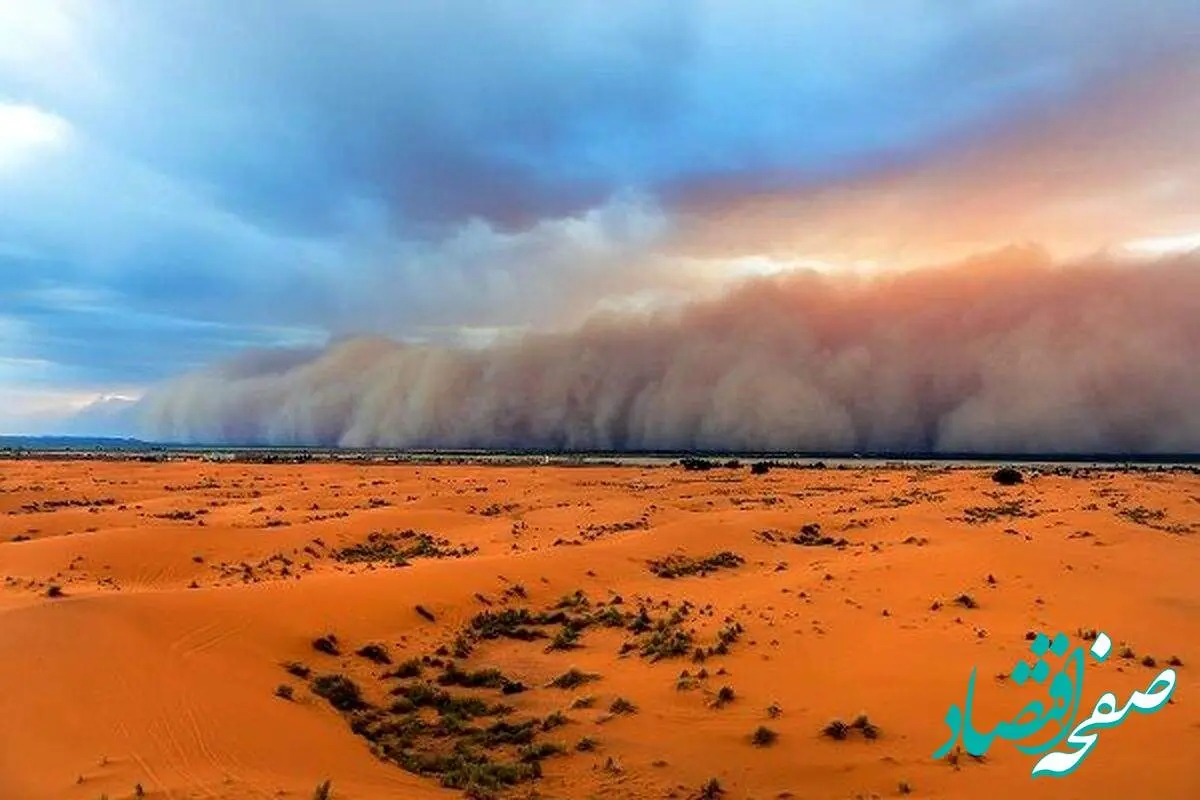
[138,246,1200,454]
[667,54,1200,267]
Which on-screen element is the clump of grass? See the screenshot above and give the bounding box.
[275,684,295,701]
[712,685,736,709]
[390,682,510,719]
[961,499,1036,524]
[415,605,436,622]
[390,658,423,679]
[541,710,569,730]
[680,457,716,471]
[609,697,638,715]
[899,780,913,794]
[576,736,598,752]
[708,621,744,656]
[312,634,340,656]
[546,626,582,652]
[750,725,778,746]
[450,632,474,659]
[518,742,563,763]
[334,530,476,565]
[640,624,694,661]
[777,522,848,548]
[570,695,596,709]
[953,593,978,610]
[45,584,65,598]
[437,663,508,689]
[766,703,783,719]
[851,713,880,739]
[696,777,726,798]
[589,605,628,628]
[311,674,366,712]
[355,643,392,665]
[822,719,849,740]
[313,780,332,800]
[554,589,590,610]
[433,754,541,795]
[469,608,557,641]
[283,661,311,679]
[992,467,1024,486]
[1142,655,1158,668]
[548,668,600,690]
[648,551,745,579]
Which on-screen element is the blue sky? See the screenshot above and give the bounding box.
[2,0,1198,433]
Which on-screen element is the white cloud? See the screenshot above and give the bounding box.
[0,102,70,171]
[1124,231,1200,256]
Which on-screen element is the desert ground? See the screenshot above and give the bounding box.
[0,457,1197,800]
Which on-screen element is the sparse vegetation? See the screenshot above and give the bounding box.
[335,530,478,565]
[312,635,340,656]
[954,593,978,610]
[759,522,847,548]
[391,658,424,679]
[822,715,879,741]
[284,661,312,679]
[609,697,638,715]
[311,674,366,711]
[961,499,1036,524]
[356,643,392,665]
[541,710,568,731]
[648,551,744,579]
[750,725,778,746]
[548,668,601,690]
[712,685,736,709]
[822,719,849,740]
[437,664,508,690]
[992,467,1024,486]
[851,713,880,739]
[680,457,716,471]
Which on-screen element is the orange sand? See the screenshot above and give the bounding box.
[1,458,1197,799]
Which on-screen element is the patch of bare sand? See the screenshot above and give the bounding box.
[1,459,1197,798]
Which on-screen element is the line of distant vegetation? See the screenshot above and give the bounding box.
[2,436,1198,466]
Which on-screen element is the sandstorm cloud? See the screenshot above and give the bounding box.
[139,247,1200,454]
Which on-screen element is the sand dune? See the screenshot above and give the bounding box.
[1,458,1197,799]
